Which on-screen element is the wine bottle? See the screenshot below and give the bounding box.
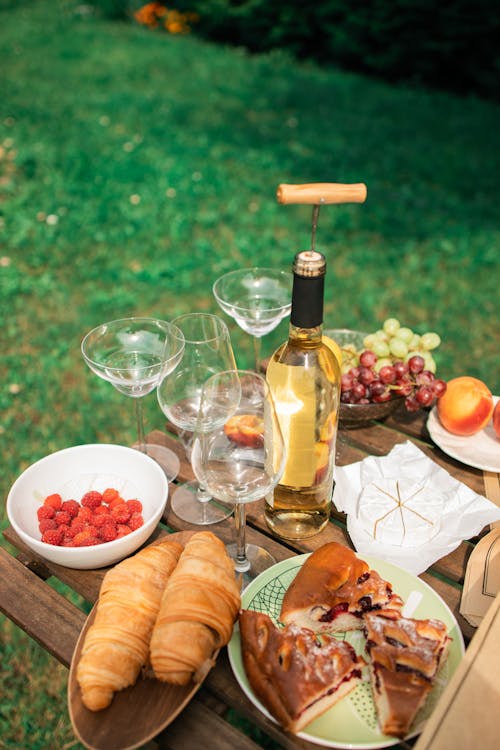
[265,182,367,540]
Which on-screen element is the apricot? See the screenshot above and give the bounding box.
[493,401,500,439]
[436,376,494,436]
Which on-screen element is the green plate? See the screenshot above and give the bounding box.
[228,553,465,749]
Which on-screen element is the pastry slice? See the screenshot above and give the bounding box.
[280,542,403,633]
[239,609,365,734]
[364,609,451,738]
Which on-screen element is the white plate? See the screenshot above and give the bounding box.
[427,396,499,472]
[228,553,464,750]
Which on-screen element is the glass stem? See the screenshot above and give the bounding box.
[234,502,250,572]
[252,335,262,373]
[134,398,147,454]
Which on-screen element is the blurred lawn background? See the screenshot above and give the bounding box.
[1,0,499,747]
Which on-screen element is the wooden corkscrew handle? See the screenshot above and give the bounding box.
[277,182,367,205]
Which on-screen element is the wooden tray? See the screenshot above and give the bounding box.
[68,531,218,750]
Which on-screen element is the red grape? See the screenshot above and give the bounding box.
[359,350,377,367]
[378,365,397,384]
[408,355,425,374]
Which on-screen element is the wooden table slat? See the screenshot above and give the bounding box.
[0,546,85,667]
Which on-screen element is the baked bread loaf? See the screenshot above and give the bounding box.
[280,542,403,633]
[239,609,365,733]
[76,539,183,711]
[364,609,451,738]
[150,531,240,685]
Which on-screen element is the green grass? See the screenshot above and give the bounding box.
[1,1,499,747]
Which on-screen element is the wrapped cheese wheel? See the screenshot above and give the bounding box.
[356,478,444,547]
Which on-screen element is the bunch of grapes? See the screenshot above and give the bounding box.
[341,318,442,376]
[341,352,446,412]
[339,317,448,413]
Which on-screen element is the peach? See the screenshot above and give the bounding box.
[224,414,264,448]
[493,400,500,439]
[436,376,494,436]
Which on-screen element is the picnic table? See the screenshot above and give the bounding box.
[1,403,496,750]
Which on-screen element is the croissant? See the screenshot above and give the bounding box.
[76,539,183,711]
[150,531,241,685]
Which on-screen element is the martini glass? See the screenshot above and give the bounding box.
[81,317,185,481]
[157,313,237,525]
[213,267,291,372]
[191,369,285,585]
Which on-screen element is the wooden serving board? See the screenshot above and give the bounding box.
[67,531,219,750]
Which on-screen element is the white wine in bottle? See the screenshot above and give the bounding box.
[265,250,340,539]
[265,182,367,540]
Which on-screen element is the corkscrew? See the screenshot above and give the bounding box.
[276,182,367,253]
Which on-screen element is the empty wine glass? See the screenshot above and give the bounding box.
[157,313,237,525]
[191,369,285,585]
[81,317,185,481]
[213,268,292,372]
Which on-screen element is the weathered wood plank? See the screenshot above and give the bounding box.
[156,698,263,750]
[0,546,85,666]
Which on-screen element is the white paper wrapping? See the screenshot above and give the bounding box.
[357,478,444,547]
[333,441,500,575]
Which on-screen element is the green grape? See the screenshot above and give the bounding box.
[421,332,441,351]
[373,340,390,358]
[363,333,377,349]
[395,327,414,344]
[409,334,421,350]
[389,337,408,358]
[383,317,400,336]
[423,353,437,372]
[375,329,389,341]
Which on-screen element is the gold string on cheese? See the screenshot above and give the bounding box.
[372,481,434,542]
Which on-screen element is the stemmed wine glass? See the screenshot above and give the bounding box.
[81,317,185,481]
[156,313,237,525]
[213,268,292,372]
[191,369,285,585]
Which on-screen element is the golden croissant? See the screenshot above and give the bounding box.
[76,539,182,711]
[150,531,241,685]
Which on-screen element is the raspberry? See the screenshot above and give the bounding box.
[44,493,62,511]
[110,503,131,524]
[41,528,64,546]
[100,522,118,542]
[81,491,103,508]
[108,495,126,510]
[58,524,70,538]
[93,505,110,517]
[126,499,143,514]
[93,513,111,528]
[77,506,93,523]
[61,499,80,518]
[102,487,119,504]
[38,518,57,533]
[128,512,144,531]
[37,505,55,520]
[54,511,71,527]
[72,530,99,547]
[68,517,86,537]
[116,524,132,538]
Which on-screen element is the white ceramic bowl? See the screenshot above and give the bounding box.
[6,444,168,569]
